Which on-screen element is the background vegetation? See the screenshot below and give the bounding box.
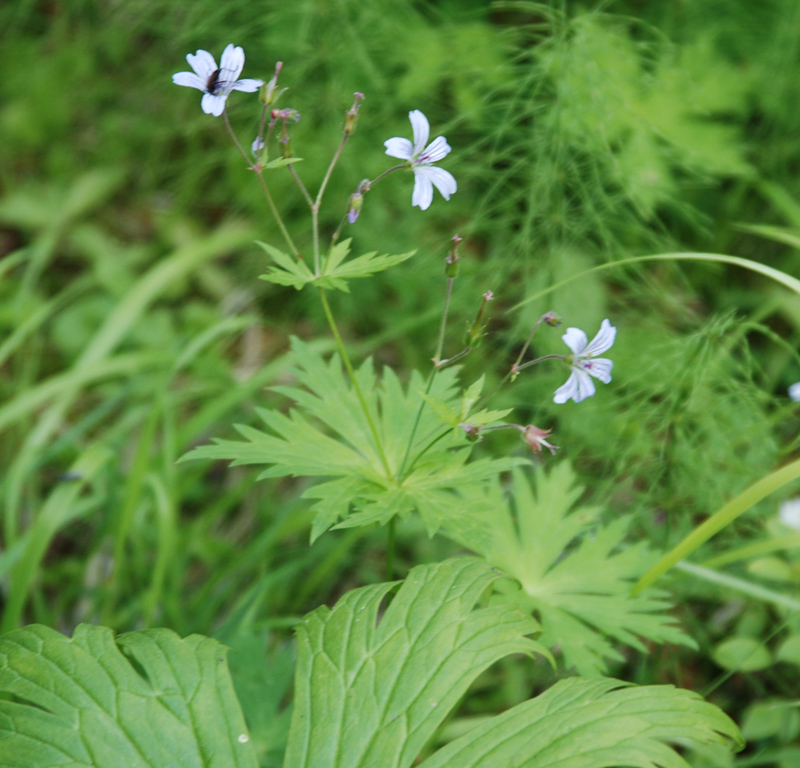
[2,1,800,766]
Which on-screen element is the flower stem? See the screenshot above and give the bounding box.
[514,353,564,373]
[386,517,396,581]
[368,164,405,187]
[396,276,455,481]
[223,109,298,256]
[317,287,391,477]
[312,135,349,274]
[288,163,314,210]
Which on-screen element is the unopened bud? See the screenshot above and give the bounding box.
[344,92,365,135]
[543,311,562,327]
[260,62,287,105]
[459,423,482,443]
[347,192,363,224]
[444,233,462,277]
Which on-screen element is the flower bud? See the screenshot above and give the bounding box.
[344,92,365,135]
[347,192,364,223]
[260,62,287,105]
[543,311,562,328]
[459,423,482,442]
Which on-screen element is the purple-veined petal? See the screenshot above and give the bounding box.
[412,171,434,210]
[219,44,245,81]
[384,137,414,160]
[420,135,451,164]
[201,92,227,116]
[409,110,430,157]
[584,318,616,357]
[553,371,579,404]
[570,368,596,402]
[187,49,217,79]
[562,327,588,355]
[421,166,457,201]
[583,357,613,384]
[232,77,264,93]
[172,72,206,91]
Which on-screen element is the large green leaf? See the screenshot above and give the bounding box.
[283,558,547,768]
[284,558,741,768]
[447,465,692,675]
[0,625,258,768]
[419,676,743,768]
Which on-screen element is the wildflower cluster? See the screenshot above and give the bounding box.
[172,45,619,456]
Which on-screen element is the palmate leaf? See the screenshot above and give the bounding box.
[0,624,258,768]
[183,338,517,541]
[258,238,414,293]
[448,465,693,676]
[285,558,742,768]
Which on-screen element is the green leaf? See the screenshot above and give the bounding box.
[419,676,743,768]
[712,637,772,672]
[184,338,518,540]
[257,242,315,290]
[448,465,693,676]
[0,624,258,768]
[318,239,415,293]
[284,558,741,768]
[283,558,547,768]
[263,157,304,170]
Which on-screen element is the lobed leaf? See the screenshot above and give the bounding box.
[0,624,258,768]
[449,465,693,675]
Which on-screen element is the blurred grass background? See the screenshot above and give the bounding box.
[2,1,800,765]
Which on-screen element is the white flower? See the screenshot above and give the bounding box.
[172,45,263,117]
[554,319,616,404]
[789,382,800,401]
[384,110,457,210]
[779,498,800,531]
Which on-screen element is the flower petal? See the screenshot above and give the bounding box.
[420,135,451,163]
[789,382,800,401]
[584,318,616,357]
[419,166,457,201]
[562,327,588,355]
[186,49,217,79]
[172,72,206,91]
[779,498,800,530]
[384,137,414,160]
[232,77,264,92]
[553,372,579,404]
[411,171,434,210]
[571,369,596,402]
[584,357,613,384]
[201,92,227,116]
[409,110,430,157]
[219,44,245,81]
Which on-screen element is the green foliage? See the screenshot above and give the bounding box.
[286,557,740,768]
[0,561,742,768]
[449,465,692,676]
[258,238,414,293]
[184,338,517,541]
[0,624,258,768]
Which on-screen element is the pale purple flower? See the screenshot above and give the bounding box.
[384,110,457,210]
[789,382,800,402]
[554,319,616,404]
[173,45,263,117]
